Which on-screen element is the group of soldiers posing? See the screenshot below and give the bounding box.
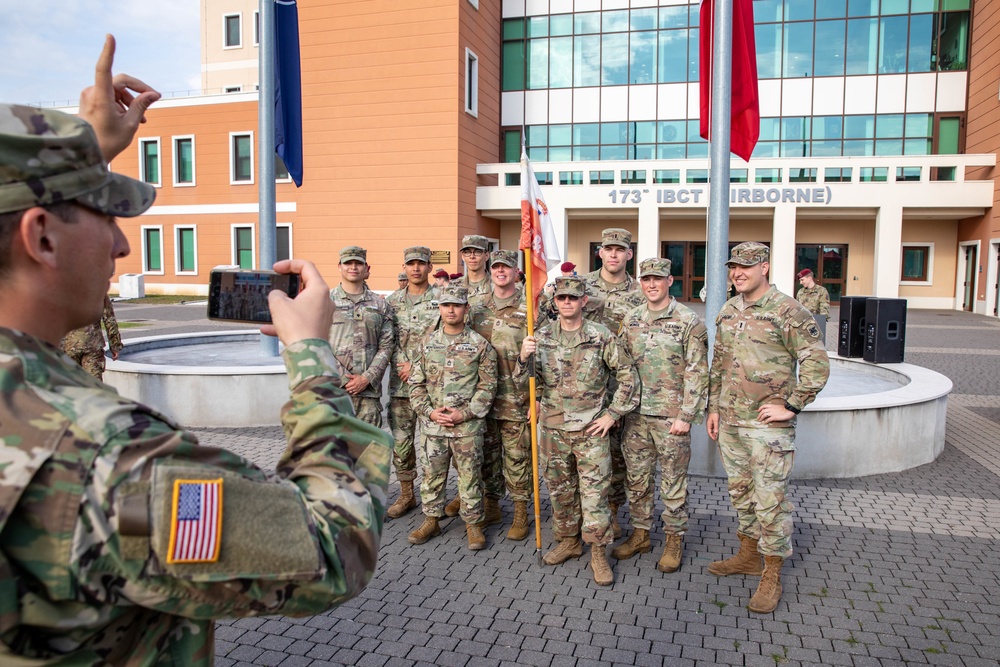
[329,230,830,613]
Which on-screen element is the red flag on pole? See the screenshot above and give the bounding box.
[519,149,562,308]
[699,0,760,161]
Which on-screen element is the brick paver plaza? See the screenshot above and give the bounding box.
[117,302,1000,667]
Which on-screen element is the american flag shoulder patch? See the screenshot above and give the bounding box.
[166,478,223,564]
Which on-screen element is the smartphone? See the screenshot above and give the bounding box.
[207,269,301,323]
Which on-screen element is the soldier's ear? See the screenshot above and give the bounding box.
[18,206,60,270]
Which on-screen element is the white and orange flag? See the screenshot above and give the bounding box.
[519,148,562,308]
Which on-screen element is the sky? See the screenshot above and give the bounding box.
[0,0,201,107]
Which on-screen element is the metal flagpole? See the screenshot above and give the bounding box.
[705,0,734,351]
[523,247,543,565]
[259,0,279,356]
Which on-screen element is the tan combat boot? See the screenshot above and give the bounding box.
[611,528,651,560]
[656,534,684,573]
[609,503,622,539]
[387,480,417,519]
[590,545,614,586]
[444,496,461,517]
[484,497,503,526]
[748,556,785,613]
[506,501,530,541]
[467,522,486,551]
[707,534,764,576]
[407,516,440,544]
[543,537,583,565]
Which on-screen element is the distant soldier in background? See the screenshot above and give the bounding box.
[433,268,450,288]
[398,271,408,290]
[60,293,123,380]
[796,268,830,343]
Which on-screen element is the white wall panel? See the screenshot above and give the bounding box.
[573,87,601,122]
[550,0,573,12]
[936,72,968,112]
[844,76,877,114]
[524,90,550,125]
[876,75,907,114]
[628,85,658,120]
[758,79,782,117]
[602,0,629,8]
[525,0,549,16]
[501,91,525,126]
[687,82,700,118]
[782,78,813,116]
[601,86,629,121]
[502,0,526,18]
[658,83,688,119]
[813,77,845,115]
[576,0,601,11]
[905,73,937,113]
[549,88,574,124]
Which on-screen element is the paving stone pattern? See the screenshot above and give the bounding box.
[122,304,1000,666]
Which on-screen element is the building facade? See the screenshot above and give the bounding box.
[97,0,1000,313]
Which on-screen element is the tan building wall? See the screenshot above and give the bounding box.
[899,219,960,300]
[202,0,260,94]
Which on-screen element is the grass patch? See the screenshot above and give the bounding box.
[117,321,149,329]
[711,599,728,610]
[111,294,203,305]
[808,587,829,598]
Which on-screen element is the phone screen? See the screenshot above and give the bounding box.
[207,270,301,323]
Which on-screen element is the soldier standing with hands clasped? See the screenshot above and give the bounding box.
[707,242,829,614]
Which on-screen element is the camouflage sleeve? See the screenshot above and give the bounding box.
[102,295,123,355]
[511,355,529,389]
[679,319,710,424]
[363,300,394,387]
[85,338,391,620]
[462,342,497,422]
[818,289,831,316]
[601,333,639,421]
[707,311,728,414]
[782,309,831,411]
[407,353,433,418]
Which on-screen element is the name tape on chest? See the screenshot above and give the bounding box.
[167,479,223,564]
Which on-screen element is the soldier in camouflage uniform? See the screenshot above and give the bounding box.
[707,242,830,614]
[516,276,639,586]
[407,284,498,550]
[796,268,831,343]
[615,258,709,573]
[60,293,123,380]
[0,64,391,667]
[468,250,532,539]
[329,245,394,427]
[385,246,441,518]
[459,234,493,307]
[397,271,408,289]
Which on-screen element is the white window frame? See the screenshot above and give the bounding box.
[465,48,479,117]
[900,242,934,286]
[253,10,260,46]
[229,131,255,185]
[172,135,196,187]
[277,223,293,261]
[138,137,161,187]
[275,154,292,184]
[231,224,256,269]
[467,0,479,7]
[223,13,242,49]
[141,225,165,275]
[174,225,198,276]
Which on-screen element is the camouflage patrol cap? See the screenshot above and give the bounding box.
[639,257,673,278]
[490,249,518,268]
[461,234,489,252]
[398,271,407,281]
[726,241,770,267]
[553,275,586,297]
[601,228,632,248]
[403,245,431,263]
[339,246,367,263]
[438,284,469,305]
[0,104,155,217]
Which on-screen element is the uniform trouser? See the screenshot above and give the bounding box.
[68,350,105,381]
[350,396,383,429]
[540,427,613,547]
[717,424,796,558]
[483,417,531,502]
[621,413,692,534]
[608,422,627,508]
[419,433,484,524]
[388,397,418,482]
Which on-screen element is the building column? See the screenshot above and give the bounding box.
[873,204,903,298]
[636,205,660,270]
[771,204,796,295]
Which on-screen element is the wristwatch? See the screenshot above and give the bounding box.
[784,401,801,415]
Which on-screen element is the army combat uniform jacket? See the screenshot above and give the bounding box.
[461,275,492,308]
[467,287,529,422]
[386,286,440,399]
[0,329,391,666]
[619,298,709,423]
[408,327,498,437]
[796,284,831,316]
[328,285,394,398]
[513,320,639,431]
[60,295,123,373]
[538,271,645,328]
[708,286,830,428]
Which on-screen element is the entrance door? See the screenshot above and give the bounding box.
[795,244,847,303]
[661,242,706,301]
[963,245,977,312]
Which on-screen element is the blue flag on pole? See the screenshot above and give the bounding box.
[275,0,303,187]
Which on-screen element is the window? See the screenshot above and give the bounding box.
[277,224,292,261]
[230,132,254,184]
[139,138,160,186]
[173,136,195,186]
[233,226,254,269]
[253,11,260,46]
[175,226,197,274]
[901,244,932,283]
[224,86,242,94]
[465,48,479,116]
[275,155,290,182]
[142,226,163,273]
[224,14,241,48]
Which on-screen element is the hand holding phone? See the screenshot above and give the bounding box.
[259,259,334,345]
[208,269,301,324]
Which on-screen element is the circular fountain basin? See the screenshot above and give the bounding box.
[690,354,951,479]
[105,331,289,427]
[108,334,951,478]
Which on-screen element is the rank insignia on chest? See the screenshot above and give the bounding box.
[736,320,747,331]
[167,479,223,564]
[445,359,455,368]
[353,311,363,321]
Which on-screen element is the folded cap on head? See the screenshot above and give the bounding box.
[491,249,518,268]
[726,241,770,267]
[403,245,431,263]
[0,104,155,217]
[438,284,468,305]
[339,246,367,264]
[639,257,672,278]
[553,276,586,298]
[601,228,632,248]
